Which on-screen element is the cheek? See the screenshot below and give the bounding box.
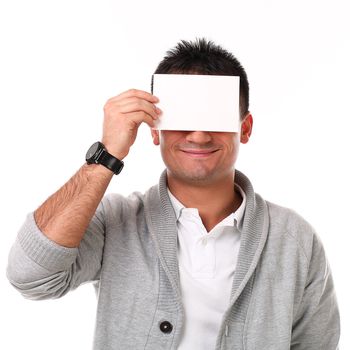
[233,138,240,151]
[223,137,240,162]
[222,134,240,151]
[159,136,175,164]
[159,132,182,156]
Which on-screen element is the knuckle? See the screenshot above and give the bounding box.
[103,103,113,114]
[104,99,114,110]
[103,105,110,114]
[103,100,110,109]
[134,100,143,109]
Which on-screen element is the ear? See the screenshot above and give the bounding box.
[151,128,160,145]
[240,113,253,144]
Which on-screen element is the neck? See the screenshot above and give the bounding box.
[167,170,242,232]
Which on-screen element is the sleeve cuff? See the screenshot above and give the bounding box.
[17,212,78,272]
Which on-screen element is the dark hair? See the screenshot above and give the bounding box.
[152,38,249,119]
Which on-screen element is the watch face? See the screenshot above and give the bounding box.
[86,142,101,162]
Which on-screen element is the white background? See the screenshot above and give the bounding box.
[1,0,349,349]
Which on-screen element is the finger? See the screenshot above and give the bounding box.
[116,98,161,119]
[111,89,159,104]
[125,110,157,128]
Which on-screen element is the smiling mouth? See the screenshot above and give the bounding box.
[180,149,219,157]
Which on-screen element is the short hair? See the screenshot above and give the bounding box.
[152,38,249,119]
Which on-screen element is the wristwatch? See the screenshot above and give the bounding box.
[85,141,124,175]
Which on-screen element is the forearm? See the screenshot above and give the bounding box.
[8,89,159,299]
[34,163,113,248]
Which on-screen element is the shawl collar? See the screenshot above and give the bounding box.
[144,169,269,308]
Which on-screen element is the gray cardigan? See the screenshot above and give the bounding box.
[7,170,340,349]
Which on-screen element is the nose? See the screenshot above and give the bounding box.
[185,131,212,144]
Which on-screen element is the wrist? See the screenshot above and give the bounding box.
[86,142,124,175]
[82,162,115,178]
[101,141,127,160]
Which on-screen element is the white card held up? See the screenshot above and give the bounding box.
[152,74,240,132]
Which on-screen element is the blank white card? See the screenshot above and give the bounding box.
[152,74,240,132]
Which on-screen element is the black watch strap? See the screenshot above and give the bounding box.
[99,150,124,175]
[86,141,124,175]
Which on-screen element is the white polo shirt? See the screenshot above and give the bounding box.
[167,185,246,350]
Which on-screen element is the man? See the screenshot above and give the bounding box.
[7,38,340,349]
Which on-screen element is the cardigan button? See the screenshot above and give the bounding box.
[159,320,173,334]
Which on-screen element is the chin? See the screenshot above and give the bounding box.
[168,167,220,185]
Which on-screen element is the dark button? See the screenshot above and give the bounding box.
[159,320,173,334]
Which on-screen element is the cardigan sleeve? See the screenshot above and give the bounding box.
[291,232,340,349]
[6,201,106,300]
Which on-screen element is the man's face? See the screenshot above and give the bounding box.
[151,114,253,186]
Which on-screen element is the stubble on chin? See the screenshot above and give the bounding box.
[166,162,221,186]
